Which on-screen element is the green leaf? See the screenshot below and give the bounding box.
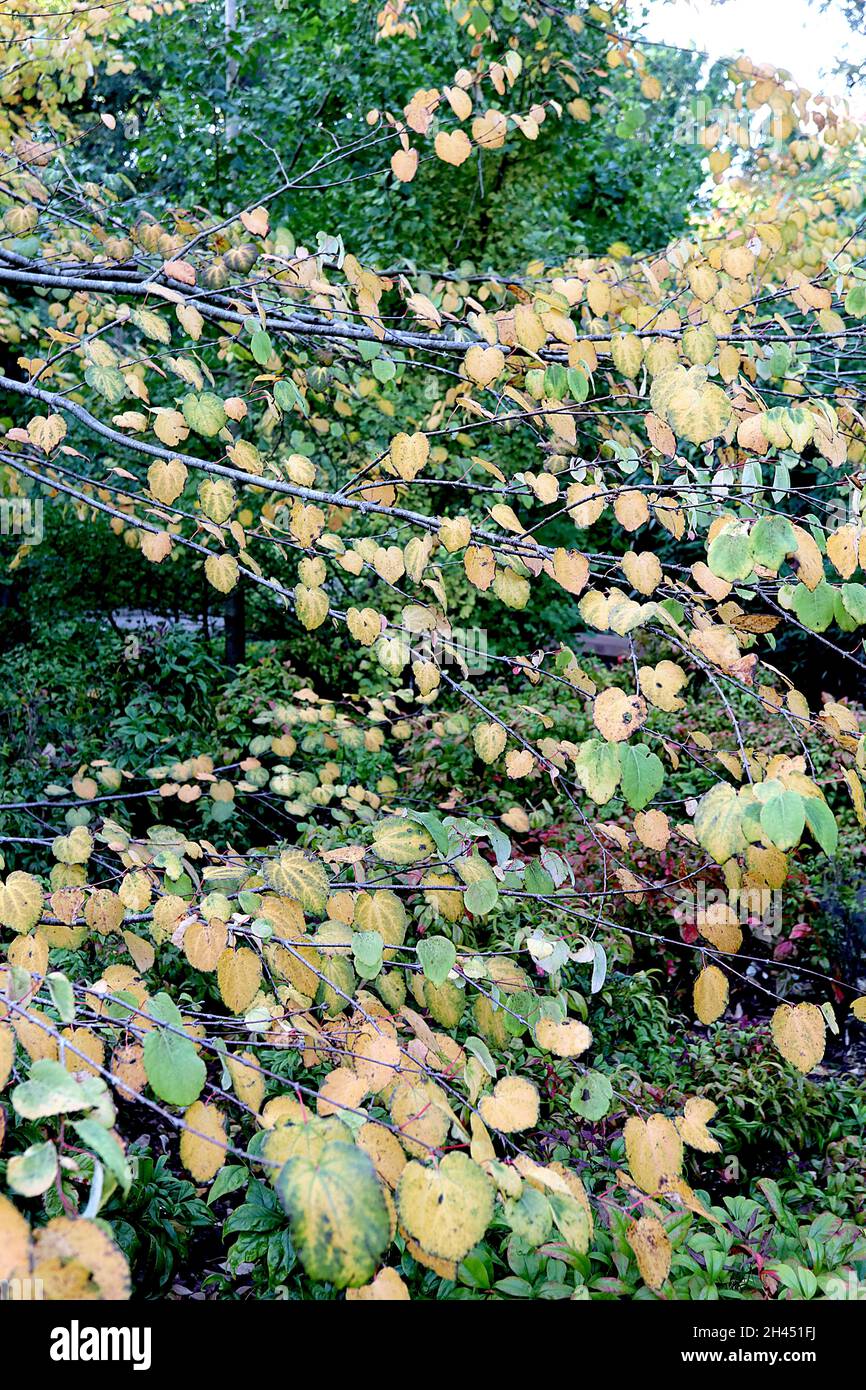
[11,1059,112,1121]
[7,1140,58,1197]
[694,782,745,864]
[73,1118,132,1194]
[250,329,273,365]
[750,516,796,572]
[792,582,835,633]
[568,1070,613,1121]
[417,935,457,986]
[803,797,838,857]
[463,878,498,916]
[504,1185,553,1243]
[276,1140,390,1288]
[85,364,127,404]
[142,992,207,1107]
[524,861,555,896]
[618,743,664,811]
[46,971,75,1024]
[351,930,384,981]
[182,392,227,437]
[760,791,806,851]
[845,284,866,316]
[707,526,754,581]
[841,583,866,625]
[274,378,309,416]
[574,740,621,804]
[207,1165,248,1204]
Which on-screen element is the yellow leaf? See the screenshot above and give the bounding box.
[627,1216,671,1289]
[624,1114,683,1193]
[473,722,507,764]
[593,687,647,742]
[675,1097,720,1152]
[217,946,262,1014]
[180,1101,227,1181]
[693,964,728,1024]
[771,1002,826,1073]
[434,129,472,166]
[391,147,418,181]
[464,344,505,386]
[478,1076,540,1133]
[205,553,239,593]
[345,1266,410,1300]
[227,1050,266,1114]
[396,1153,494,1260]
[147,457,187,505]
[535,1017,592,1057]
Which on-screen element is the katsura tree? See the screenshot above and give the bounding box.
[1,0,866,1300]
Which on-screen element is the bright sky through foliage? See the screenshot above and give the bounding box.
[641,0,866,96]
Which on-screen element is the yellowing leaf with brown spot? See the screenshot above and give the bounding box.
[624,1114,683,1194]
[180,1101,227,1182]
[771,1002,826,1073]
[535,1017,592,1058]
[546,547,589,595]
[639,661,687,712]
[396,1153,494,1261]
[478,1076,540,1133]
[593,687,647,742]
[627,1216,671,1289]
